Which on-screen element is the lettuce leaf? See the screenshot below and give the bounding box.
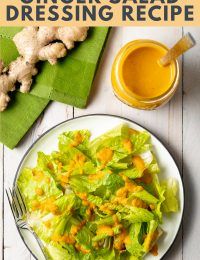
[161,178,179,213]
[122,168,143,179]
[118,205,154,223]
[143,220,159,253]
[95,248,116,260]
[30,214,70,243]
[130,132,150,154]
[149,174,166,222]
[59,130,91,155]
[131,190,159,205]
[46,242,73,260]
[125,223,144,257]
[89,124,130,155]
[17,168,63,210]
[76,225,94,250]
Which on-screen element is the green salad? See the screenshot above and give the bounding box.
[17,124,179,260]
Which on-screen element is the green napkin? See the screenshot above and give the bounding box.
[0,34,49,149]
[0,27,109,149]
[0,27,109,107]
[0,94,49,149]
[31,27,109,107]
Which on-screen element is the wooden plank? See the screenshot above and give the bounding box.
[74,27,183,259]
[182,27,200,259]
[3,102,73,259]
[0,145,3,260]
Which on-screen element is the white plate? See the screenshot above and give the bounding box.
[13,114,184,260]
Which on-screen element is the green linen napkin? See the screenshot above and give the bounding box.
[0,34,49,149]
[0,93,49,149]
[0,27,109,148]
[0,27,109,107]
[31,27,109,107]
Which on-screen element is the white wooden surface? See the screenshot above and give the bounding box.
[1,27,200,260]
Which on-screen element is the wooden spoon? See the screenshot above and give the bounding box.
[159,33,196,66]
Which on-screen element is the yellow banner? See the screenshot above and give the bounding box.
[0,0,200,26]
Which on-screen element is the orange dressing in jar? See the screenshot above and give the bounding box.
[111,40,180,110]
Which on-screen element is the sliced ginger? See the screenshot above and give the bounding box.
[0,26,89,112]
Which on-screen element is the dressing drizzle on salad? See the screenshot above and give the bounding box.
[17,125,179,260]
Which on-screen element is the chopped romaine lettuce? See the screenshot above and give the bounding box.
[161,178,179,213]
[17,124,179,260]
[125,223,144,257]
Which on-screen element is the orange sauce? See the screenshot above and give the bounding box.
[132,198,147,209]
[122,139,132,152]
[111,40,179,110]
[116,176,143,199]
[96,147,113,165]
[88,171,105,181]
[144,229,159,252]
[52,234,75,245]
[33,197,59,215]
[114,228,129,250]
[137,170,153,184]
[70,132,84,147]
[97,225,114,236]
[35,187,44,196]
[132,156,146,172]
[122,45,175,99]
[43,220,52,228]
[150,243,158,256]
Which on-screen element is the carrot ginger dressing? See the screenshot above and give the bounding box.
[121,45,176,99]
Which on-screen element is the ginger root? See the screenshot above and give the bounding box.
[0,58,38,111]
[0,26,89,112]
[38,43,67,65]
[13,27,88,64]
[0,72,15,112]
[9,57,38,93]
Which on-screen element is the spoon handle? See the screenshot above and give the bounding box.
[160,33,196,66]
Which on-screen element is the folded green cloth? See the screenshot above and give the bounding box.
[31,27,109,107]
[0,94,49,149]
[0,27,109,149]
[0,34,49,149]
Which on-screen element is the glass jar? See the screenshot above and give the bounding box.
[111,40,180,110]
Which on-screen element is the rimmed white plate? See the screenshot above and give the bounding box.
[13,114,184,260]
